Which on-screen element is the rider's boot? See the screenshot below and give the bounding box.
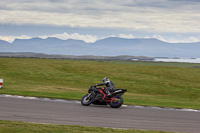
[105,90,111,97]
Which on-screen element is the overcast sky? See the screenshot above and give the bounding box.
[1,0,200,43]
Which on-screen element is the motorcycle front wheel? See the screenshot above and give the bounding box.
[81,94,92,106]
[108,96,124,108]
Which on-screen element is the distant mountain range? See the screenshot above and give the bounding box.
[0,37,200,58]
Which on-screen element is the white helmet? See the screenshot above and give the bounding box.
[103,77,110,84]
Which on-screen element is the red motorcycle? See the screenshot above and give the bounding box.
[81,86,127,108]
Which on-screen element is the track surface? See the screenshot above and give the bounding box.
[0,96,200,133]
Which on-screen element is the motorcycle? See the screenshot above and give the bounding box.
[81,86,127,108]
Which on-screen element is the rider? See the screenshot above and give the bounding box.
[94,77,115,97]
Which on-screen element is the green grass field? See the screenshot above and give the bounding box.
[0,120,174,133]
[0,58,200,109]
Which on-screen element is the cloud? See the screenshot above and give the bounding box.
[1,33,199,44]
[188,36,200,42]
[1,0,200,33]
[118,34,135,39]
[153,34,200,43]
[0,32,98,43]
[40,32,98,43]
[168,0,200,3]
[0,35,32,43]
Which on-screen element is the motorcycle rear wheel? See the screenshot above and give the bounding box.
[81,94,92,106]
[108,96,124,108]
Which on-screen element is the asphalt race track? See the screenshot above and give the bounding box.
[0,95,200,133]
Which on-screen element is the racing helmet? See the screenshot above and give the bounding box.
[103,77,110,84]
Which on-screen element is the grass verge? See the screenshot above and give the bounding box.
[0,120,174,133]
[0,58,200,109]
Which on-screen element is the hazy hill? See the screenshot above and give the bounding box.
[0,37,200,57]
